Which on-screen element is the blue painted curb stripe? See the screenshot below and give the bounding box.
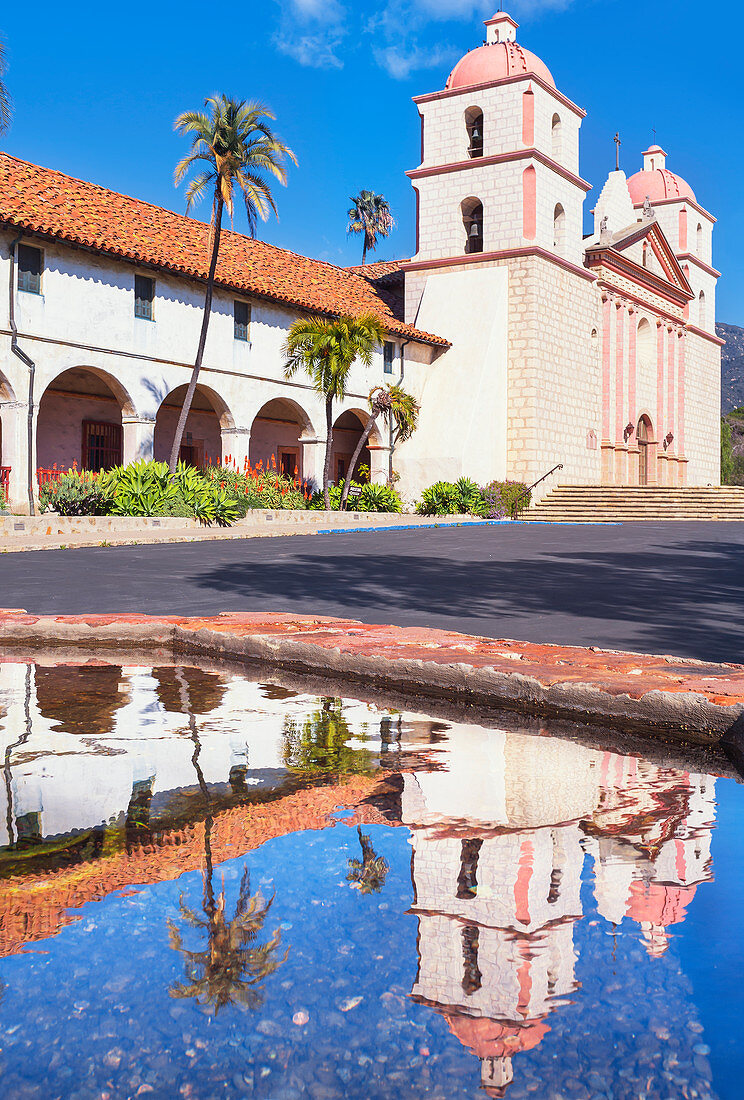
[316,519,621,534]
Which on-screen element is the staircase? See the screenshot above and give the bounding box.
[524,485,744,522]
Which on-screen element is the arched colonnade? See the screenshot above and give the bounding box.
[1,364,389,507]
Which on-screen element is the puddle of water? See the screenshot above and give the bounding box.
[0,660,741,1099]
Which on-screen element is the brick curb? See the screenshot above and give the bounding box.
[1,609,743,752]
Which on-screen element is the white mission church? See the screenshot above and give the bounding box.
[0,10,721,511]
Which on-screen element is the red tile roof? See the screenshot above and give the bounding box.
[0,153,448,348]
[345,259,409,279]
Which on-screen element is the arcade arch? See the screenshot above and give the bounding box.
[331,409,382,484]
[249,397,314,478]
[154,384,234,468]
[36,367,135,472]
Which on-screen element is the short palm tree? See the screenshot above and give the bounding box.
[339,384,419,510]
[0,42,12,135]
[347,191,394,266]
[169,94,296,473]
[347,825,389,895]
[168,865,287,1014]
[283,313,384,508]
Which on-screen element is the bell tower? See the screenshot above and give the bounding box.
[404,8,590,326]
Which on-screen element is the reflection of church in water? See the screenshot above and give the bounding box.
[395,725,716,1096]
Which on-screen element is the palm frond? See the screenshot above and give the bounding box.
[174,94,294,233]
[0,41,12,136]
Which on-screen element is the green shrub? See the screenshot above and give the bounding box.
[309,480,403,513]
[40,471,110,516]
[416,477,485,517]
[100,461,240,527]
[481,480,530,518]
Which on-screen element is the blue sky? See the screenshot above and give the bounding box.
[1,0,741,320]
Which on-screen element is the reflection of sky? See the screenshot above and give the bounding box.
[0,809,739,1099]
[677,777,744,1092]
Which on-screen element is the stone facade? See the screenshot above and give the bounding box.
[402,10,721,496]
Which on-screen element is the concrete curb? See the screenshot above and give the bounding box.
[0,513,502,553]
[1,609,743,753]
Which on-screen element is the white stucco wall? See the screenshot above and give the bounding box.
[395,265,509,494]
[0,229,436,506]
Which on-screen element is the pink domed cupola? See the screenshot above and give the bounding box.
[627,146,697,206]
[446,12,556,91]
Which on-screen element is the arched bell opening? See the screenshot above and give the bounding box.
[465,106,484,159]
[462,197,484,255]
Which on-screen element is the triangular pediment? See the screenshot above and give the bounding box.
[608,219,692,297]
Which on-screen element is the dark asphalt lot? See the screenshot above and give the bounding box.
[2,521,743,663]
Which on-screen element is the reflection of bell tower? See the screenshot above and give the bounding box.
[404,756,585,1093]
[585,758,717,957]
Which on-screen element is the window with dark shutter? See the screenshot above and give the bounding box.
[18,244,43,294]
[134,275,155,320]
[383,341,395,374]
[234,300,251,341]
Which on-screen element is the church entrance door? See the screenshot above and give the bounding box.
[637,417,651,485]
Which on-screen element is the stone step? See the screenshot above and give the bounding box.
[526,485,744,522]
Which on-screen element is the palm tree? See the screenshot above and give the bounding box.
[340,384,419,510]
[283,313,384,508]
[169,95,296,473]
[168,865,287,1013]
[0,41,12,136]
[347,191,394,266]
[346,826,389,895]
[167,668,288,1013]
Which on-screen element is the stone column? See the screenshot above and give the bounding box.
[656,320,666,485]
[220,426,251,471]
[677,331,687,484]
[627,306,639,485]
[122,416,155,466]
[614,299,627,484]
[667,323,676,449]
[0,399,29,511]
[368,442,391,486]
[600,292,614,485]
[300,437,326,492]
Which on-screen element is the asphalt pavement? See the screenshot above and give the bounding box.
[2,521,743,663]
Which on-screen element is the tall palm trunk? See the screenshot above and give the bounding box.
[169,191,225,473]
[340,415,378,510]
[323,397,334,510]
[361,238,367,266]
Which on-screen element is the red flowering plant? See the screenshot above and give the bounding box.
[204,456,310,512]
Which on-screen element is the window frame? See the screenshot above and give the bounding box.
[134,274,155,321]
[383,340,395,375]
[17,243,43,295]
[234,299,251,342]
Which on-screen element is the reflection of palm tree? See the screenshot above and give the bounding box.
[168,865,286,1013]
[282,697,373,775]
[167,668,287,1013]
[3,665,33,850]
[347,825,389,895]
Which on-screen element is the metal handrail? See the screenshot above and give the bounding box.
[511,463,563,519]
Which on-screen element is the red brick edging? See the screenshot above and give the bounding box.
[1,609,743,746]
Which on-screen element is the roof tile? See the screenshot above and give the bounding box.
[0,154,448,348]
